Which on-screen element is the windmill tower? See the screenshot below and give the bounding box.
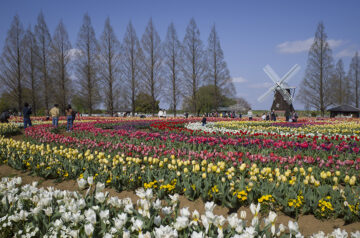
[258,64,300,112]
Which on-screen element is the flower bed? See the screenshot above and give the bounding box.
[0,123,20,136]
[0,117,359,231]
[0,176,359,237]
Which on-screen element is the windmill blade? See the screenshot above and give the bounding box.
[258,85,276,102]
[263,65,281,84]
[279,64,300,85]
[277,87,293,104]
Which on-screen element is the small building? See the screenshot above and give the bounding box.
[327,105,360,118]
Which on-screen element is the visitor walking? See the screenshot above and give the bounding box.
[201,114,207,126]
[271,110,276,121]
[248,109,253,121]
[23,103,32,129]
[0,110,10,123]
[266,112,270,121]
[49,104,60,127]
[65,105,73,132]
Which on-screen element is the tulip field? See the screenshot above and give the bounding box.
[0,117,360,237]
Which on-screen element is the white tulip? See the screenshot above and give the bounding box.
[96,182,105,192]
[95,192,107,203]
[136,188,146,199]
[330,229,348,238]
[145,189,153,200]
[173,216,189,231]
[69,229,79,238]
[100,209,109,221]
[131,218,143,232]
[103,233,112,238]
[84,209,96,224]
[43,207,53,217]
[154,215,161,226]
[227,213,239,228]
[122,229,130,238]
[191,231,205,238]
[87,176,94,185]
[154,225,178,238]
[288,220,299,234]
[84,223,94,237]
[250,203,260,216]
[153,199,162,210]
[77,178,87,189]
[240,210,247,219]
[204,201,216,213]
[161,206,172,215]
[180,207,190,217]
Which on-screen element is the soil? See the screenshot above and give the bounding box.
[1,131,359,236]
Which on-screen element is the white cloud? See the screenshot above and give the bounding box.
[277,38,343,54]
[249,82,273,89]
[232,76,247,83]
[328,39,343,48]
[336,46,359,58]
[66,48,82,61]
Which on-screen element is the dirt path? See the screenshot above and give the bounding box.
[0,165,359,236]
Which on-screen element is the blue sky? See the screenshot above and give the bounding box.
[1,0,359,109]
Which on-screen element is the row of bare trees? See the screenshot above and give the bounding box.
[299,22,360,115]
[0,13,235,116]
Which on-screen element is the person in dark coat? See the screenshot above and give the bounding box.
[0,110,10,123]
[285,110,290,122]
[23,103,32,128]
[201,114,207,126]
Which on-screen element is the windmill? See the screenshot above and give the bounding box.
[257,64,300,112]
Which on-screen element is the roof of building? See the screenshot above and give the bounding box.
[327,104,360,112]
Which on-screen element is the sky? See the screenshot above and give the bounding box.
[0,0,360,110]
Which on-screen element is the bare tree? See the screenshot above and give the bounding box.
[141,18,163,115]
[23,25,40,115]
[50,20,72,114]
[349,51,360,108]
[99,17,121,116]
[330,59,346,105]
[122,22,142,116]
[35,12,52,113]
[206,24,235,110]
[182,18,205,114]
[75,13,100,115]
[298,22,334,116]
[0,15,25,112]
[163,23,182,116]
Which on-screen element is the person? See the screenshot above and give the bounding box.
[0,110,10,123]
[49,104,60,127]
[163,110,167,118]
[248,109,253,121]
[266,112,270,121]
[71,109,77,125]
[158,110,163,118]
[23,103,32,129]
[285,110,290,122]
[271,110,276,121]
[65,105,73,132]
[201,114,207,126]
[185,112,189,119]
[292,111,298,122]
[261,113,266,120]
